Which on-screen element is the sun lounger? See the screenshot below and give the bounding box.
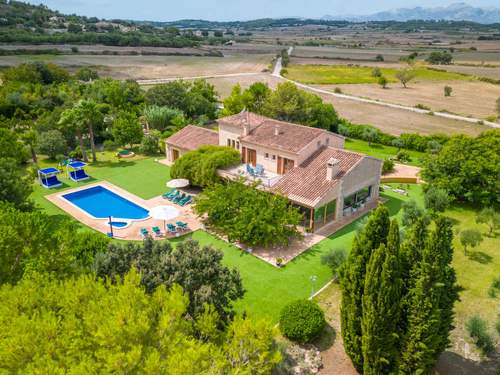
[167,190,180,201]
[173,193,186,204]
[166,223,177,234]
[140,228,149,238]
[176,221,188,231]
[152,226,162,237]
[178,195,192,206]
[162,189,177,199]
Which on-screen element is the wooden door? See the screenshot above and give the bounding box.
[172,149,180,161]
[277,156,284,174]
[247,148,257,167]
[283,158,295,174]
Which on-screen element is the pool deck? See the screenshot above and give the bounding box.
[45,181,202,240]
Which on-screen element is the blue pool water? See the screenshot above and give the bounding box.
[109,221,128,228]
[62,186,149,220]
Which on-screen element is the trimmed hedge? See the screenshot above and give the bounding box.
[338,120,450,152]
[279,299,326,343]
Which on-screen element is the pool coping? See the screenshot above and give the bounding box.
[45,181,202,240]
[58,183,151,224]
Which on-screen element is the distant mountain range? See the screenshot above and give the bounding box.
[322,3,500,24]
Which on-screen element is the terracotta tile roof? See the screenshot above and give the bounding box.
[165,125,219,150]
[273,147,365,207]
[218,111,342,154]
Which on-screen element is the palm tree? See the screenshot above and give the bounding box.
[59,106,88,162]
[58,100,104,163]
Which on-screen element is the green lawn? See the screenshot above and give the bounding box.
[32,151,171,217]
[31,153,420,322]
[283,64,472,85]
[344,138,425,166]
[170,185,421,322]
[445,203,500,349]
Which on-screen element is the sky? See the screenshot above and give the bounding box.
[36,0,500,22]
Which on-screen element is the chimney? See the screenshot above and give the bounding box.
[326,158,340,180]
[243,123,249,136]
[274,126,280,136]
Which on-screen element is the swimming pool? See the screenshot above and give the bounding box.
[62,185,150,221]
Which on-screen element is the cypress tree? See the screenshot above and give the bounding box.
[362,220,403,375]
[398,217,459,374]
[340,205,390,371]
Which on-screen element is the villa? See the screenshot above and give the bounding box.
[165,111,383,233]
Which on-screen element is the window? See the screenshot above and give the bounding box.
[272,155,276,160]
[227,139,231,147]
[343,186,373,212]
[236,141,240,150]
[231,140,235,148]
[265,153,269,159]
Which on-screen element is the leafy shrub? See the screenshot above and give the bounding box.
[334,87,342,94]
[487,277,500,298]
[444,85,453,97]
[103,140,118,151]
[171,145,241,187]
[422,131,500,206]
[426,51,453,65]
[466,315,495,355]
[371,67,382,77]
[395,150,411,162]
[76,67,99,82]
[321,248,347,279]
[36,130,67,159]
[139,130,161,155]
[424,186,450,213]
[144,105,185,132]
[415,103,431,111]
[279,300,326,343]
[195,179,302,248]
[382,159,395,175]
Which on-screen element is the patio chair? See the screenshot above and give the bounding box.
[162,189,177,199]
[176,221,189,231]
[140,228,149,238]
[152,226,162,237]
[166,223,177,234]
[255,164,264,176]
[246,164,256,177]
[179,195,192,206]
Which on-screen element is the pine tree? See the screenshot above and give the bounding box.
[362,220,403,375]
[398,217,458,374]
[340,205,390,371]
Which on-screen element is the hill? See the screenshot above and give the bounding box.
[323,2,500,24]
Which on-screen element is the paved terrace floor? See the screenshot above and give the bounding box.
[45,178,380,267]
[45,181,202,241]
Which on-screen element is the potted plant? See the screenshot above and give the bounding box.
[304,227,313,237]
[276,258,283,267]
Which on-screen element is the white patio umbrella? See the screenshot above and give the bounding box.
[149,205,181,227]
[167,179,190,188]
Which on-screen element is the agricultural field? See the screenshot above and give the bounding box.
[438,64,500,80]
[0,52,274,80]
[282,64,472,85]
[322,81,500,120]
[202,73,490,136]
[311,88,489,136]
[291,45,408,62]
